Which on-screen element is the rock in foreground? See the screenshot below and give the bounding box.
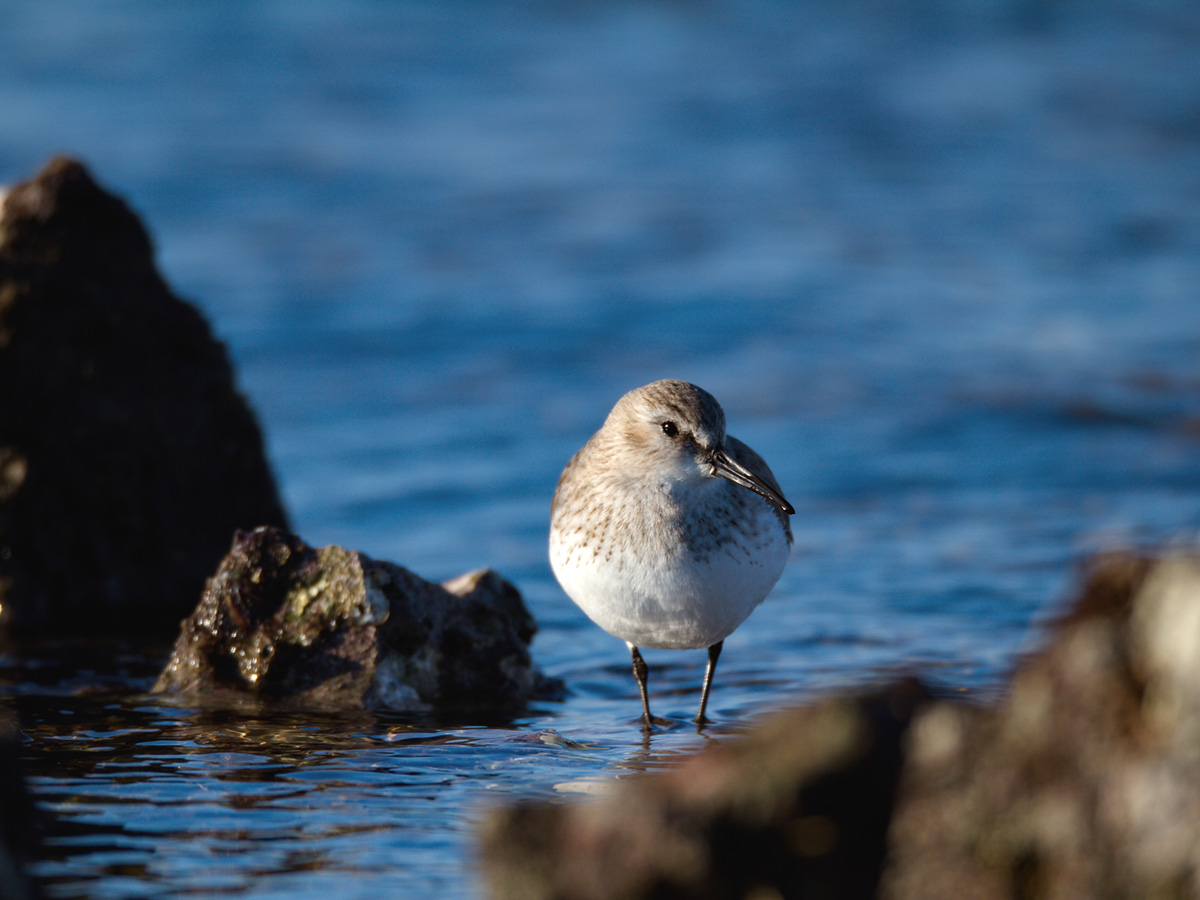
[480,680,928,900]
[480,551,1200,900]
[154,526,563,712]
[880,553,1200,900]
[0,156,288,638]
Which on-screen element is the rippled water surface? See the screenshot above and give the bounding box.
[2,1,1200,897]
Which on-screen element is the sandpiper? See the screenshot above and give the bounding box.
[550,379,793,726]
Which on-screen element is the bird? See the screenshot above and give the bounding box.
[549,379,793,726]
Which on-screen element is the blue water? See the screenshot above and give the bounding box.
[3,1,1200,897]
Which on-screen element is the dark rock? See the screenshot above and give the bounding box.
[880,552,1200,900]
[0,710,40,900]
[478,679,928,900]
[153,526,564,712]
[480,551,1200,900]
[0,157,288,637]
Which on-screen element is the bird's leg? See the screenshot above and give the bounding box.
[628,643,654,726]
[696,640,724,724]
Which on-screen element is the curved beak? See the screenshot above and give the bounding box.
[710,448,794,516]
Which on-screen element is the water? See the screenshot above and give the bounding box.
[2,1,1200,897]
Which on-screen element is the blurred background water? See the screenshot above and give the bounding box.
[2,1,1200,898]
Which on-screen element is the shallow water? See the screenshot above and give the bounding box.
[2,1,1200,897]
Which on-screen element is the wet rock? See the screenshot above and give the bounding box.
[153,526,563,712]
[880,552,1200,900]
[479,680,928,900]
[0,710,40,900]
[0,156,288,638]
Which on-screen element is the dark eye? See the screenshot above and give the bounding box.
[660,421,679,438]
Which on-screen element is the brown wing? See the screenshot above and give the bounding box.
[726,435,793,544]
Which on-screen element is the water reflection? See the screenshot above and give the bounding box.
[15,679,576,899]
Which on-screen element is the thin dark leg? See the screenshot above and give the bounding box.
[628,643,653,725]
[696,640,724,723]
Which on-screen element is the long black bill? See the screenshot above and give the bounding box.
[711,448,794,516]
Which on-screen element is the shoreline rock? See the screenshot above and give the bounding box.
[0,156,288,639]
[479,551,1200,900]
[880,552,1200,900]
[153,526,565,712]
[0,710,40,900]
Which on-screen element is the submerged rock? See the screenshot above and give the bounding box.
[880,552,1200,900]
[479,680,928,900]
[0,157,288,638]
[153,526,564,712]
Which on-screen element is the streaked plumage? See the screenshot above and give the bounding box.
[550,380,793,725]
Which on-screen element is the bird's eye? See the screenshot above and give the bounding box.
[660,421,679,438]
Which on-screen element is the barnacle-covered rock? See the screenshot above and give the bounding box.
[154,526,563,712]
[480,551,1200,900]
[881,553,1200,900]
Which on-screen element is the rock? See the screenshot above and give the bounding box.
[153,526,564,712]
[478,679,928,900]
[480,551,1200,900]
[0,157,288,638]
[880,552,1200,900]
[0,710,40,900]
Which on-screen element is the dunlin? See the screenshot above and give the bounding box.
[550,380,793,726]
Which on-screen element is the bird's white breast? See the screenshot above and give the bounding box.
[550,483,790,650]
